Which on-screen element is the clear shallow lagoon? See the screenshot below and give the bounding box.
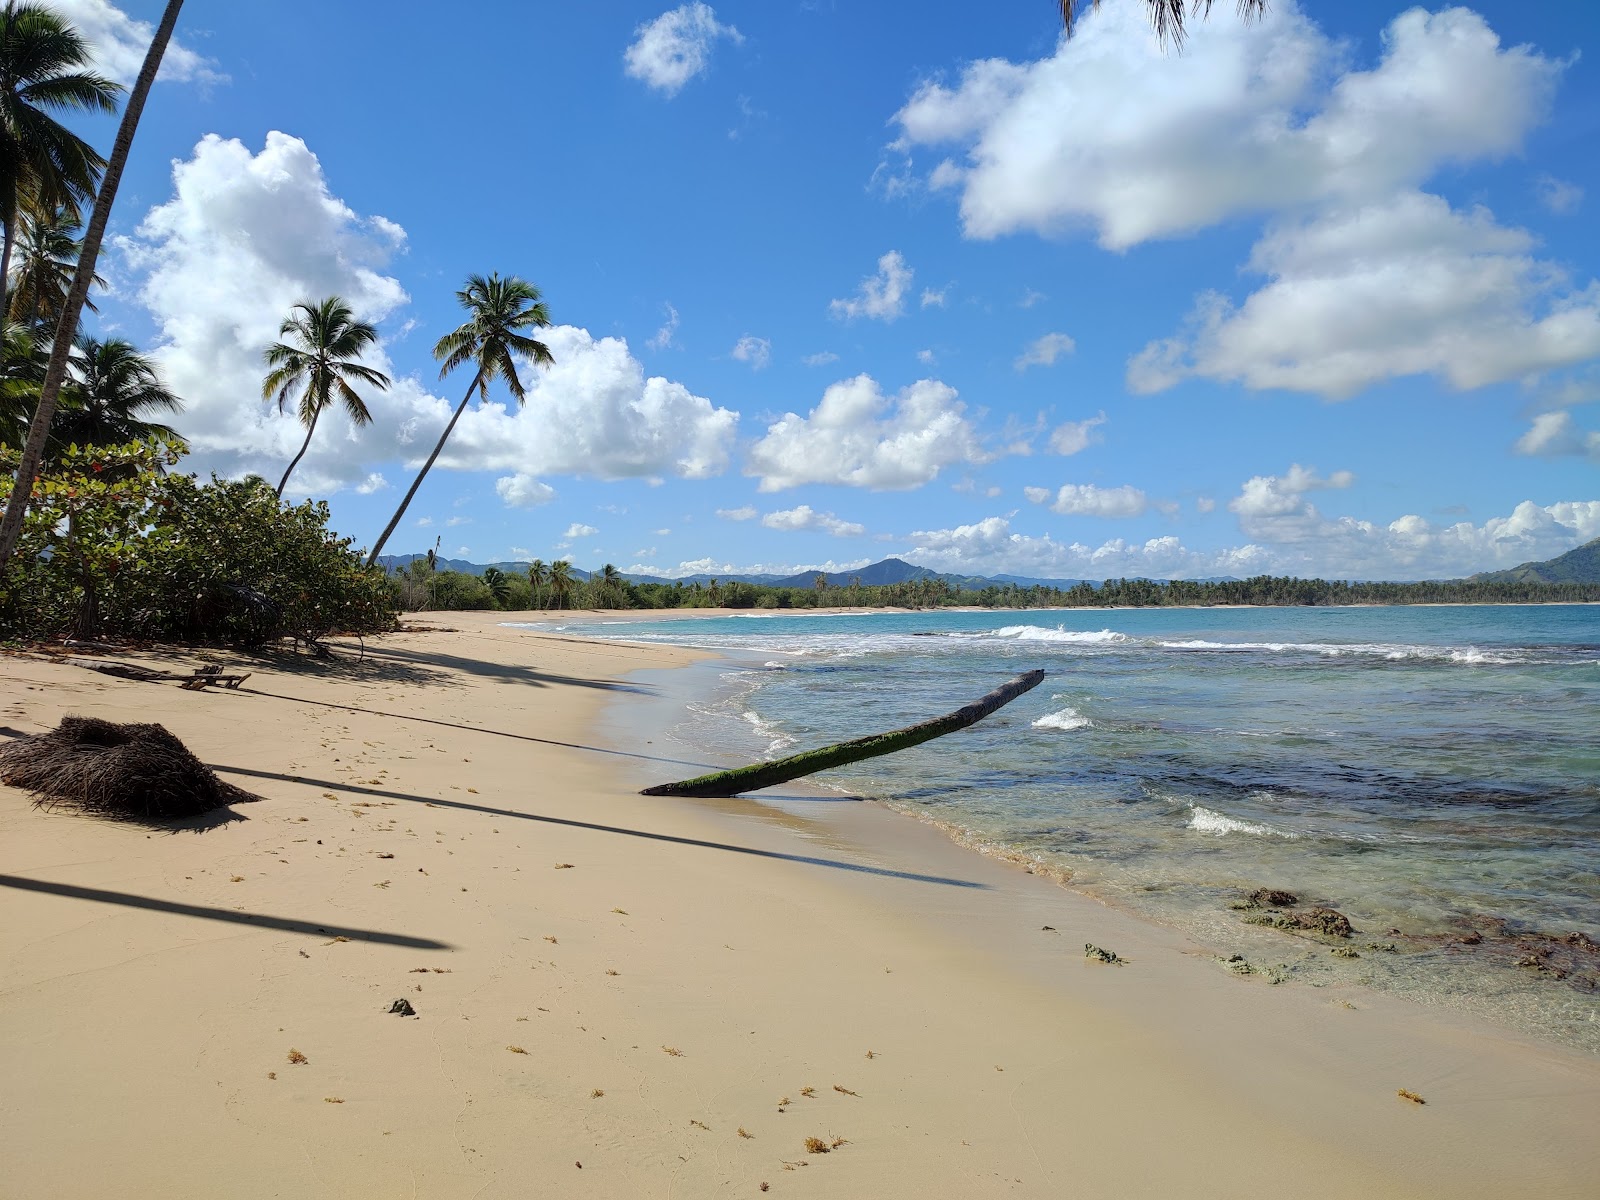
[523,605,1600,1049]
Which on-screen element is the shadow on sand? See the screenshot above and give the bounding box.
[0,873,452,949]
[211,763,987,891]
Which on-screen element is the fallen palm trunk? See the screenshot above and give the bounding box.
[641,669,1045,798]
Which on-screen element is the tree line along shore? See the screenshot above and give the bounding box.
[392,560,1600,614]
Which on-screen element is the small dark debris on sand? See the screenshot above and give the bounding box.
[0,715,257,820]
[388,998,417,1016]
[1084,942,1126,965]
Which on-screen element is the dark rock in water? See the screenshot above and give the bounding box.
[388,998,417,1016]
[1287,907,1355,937]
[1250,888,1298,908]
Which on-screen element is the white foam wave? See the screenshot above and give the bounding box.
[1187,804,1300,839]
[1033,707,1091,731]
[743,710,796,754]
[992,625,1130,644]
[1162,638,1529,664]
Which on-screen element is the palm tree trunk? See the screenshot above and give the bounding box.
[365,373,481,566]
[276,407,321,498]
[0,0,184,568]
[641,670,1045,797]
[0,199,16,318]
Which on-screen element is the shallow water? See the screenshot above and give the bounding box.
[520,605,1600,1050]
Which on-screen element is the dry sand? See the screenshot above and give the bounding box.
[1,610,1596,1199]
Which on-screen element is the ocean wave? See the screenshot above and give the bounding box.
[991,625,1130,644]
[1160,638,1533,664]
[1186,804,1300,838]
[1033,706,1092,731]
[743,710,796,755]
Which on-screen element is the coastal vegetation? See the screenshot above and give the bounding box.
[388,564,1600,613]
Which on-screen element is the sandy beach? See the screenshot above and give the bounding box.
[2,611,1597,1199]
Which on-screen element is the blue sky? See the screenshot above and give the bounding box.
[50,0,1600,579]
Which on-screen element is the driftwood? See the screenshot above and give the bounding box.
[70,660,251,690]
[642,669,1045,798]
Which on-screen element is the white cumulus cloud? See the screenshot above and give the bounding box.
[716,505,758,521]
[830,251,913,322]
[1014,332,1076,371]
[889,2,1559,248]
[53,0,225,85]
[624,3,741,96]
[746,374,989,492]
[116,132,739,498]
[1025,482,1149,518]
[564,523,598,539]
[760,505,866,537]
[1130,191,1600,398]
[1515,411,1600,460]
[904,498,1600,582]
[495,475,557,508]
[1049,413,1105,456]
[731,335,771,369]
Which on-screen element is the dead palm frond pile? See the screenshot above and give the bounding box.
[0,716,256,820]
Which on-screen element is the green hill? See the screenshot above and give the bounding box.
[1473,537,1600,584]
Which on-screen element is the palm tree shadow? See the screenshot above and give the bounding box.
[0,873,450,949]
[211,763,986,891]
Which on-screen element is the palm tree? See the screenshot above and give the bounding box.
[1059,0,1268,47]
[7,207,99,330]
[51,335,181,453]
[598,562,622,608]
[0,3,120,299]
[527,558,547,608]
[549,559,574,610]
[482,565,511,606]
[0,0,185,568]
[366,273,554,565]
[0,319,42,447]
[262,296,390,498]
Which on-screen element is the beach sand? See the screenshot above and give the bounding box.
[2,610,1596,1198]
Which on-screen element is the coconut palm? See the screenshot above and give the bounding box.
[1059,0,1268,46]
[7,207,99,330]
[0,0,185,568]
[549,559,574,610]
[527,558,547,608]
[262,296,390,498]
[598,562,622,608]
[51,335,181,453]
[366,273,554,565]
[482,565,511,606]
[0,319,42,447]
[0,3,120,298]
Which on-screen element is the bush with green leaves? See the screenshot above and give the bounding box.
[0,440,396,644]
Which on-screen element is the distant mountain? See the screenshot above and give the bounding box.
[378,554,591,581]
[1471,537,1600,585]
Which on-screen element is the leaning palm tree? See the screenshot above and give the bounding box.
[7,207,99,330]
[548,559,574,610]
[527,558,547,608]
[0,3,121,297]
[262,296,390,498]
[0,0,184,568]
[51,335,181,453]
[366,273,554,565]
[1059,0,1268,47]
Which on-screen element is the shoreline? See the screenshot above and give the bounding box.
[2,613,1596,1197]
[585,615,1600,1056]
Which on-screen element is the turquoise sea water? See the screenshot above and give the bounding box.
[525,605,1600,1049]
